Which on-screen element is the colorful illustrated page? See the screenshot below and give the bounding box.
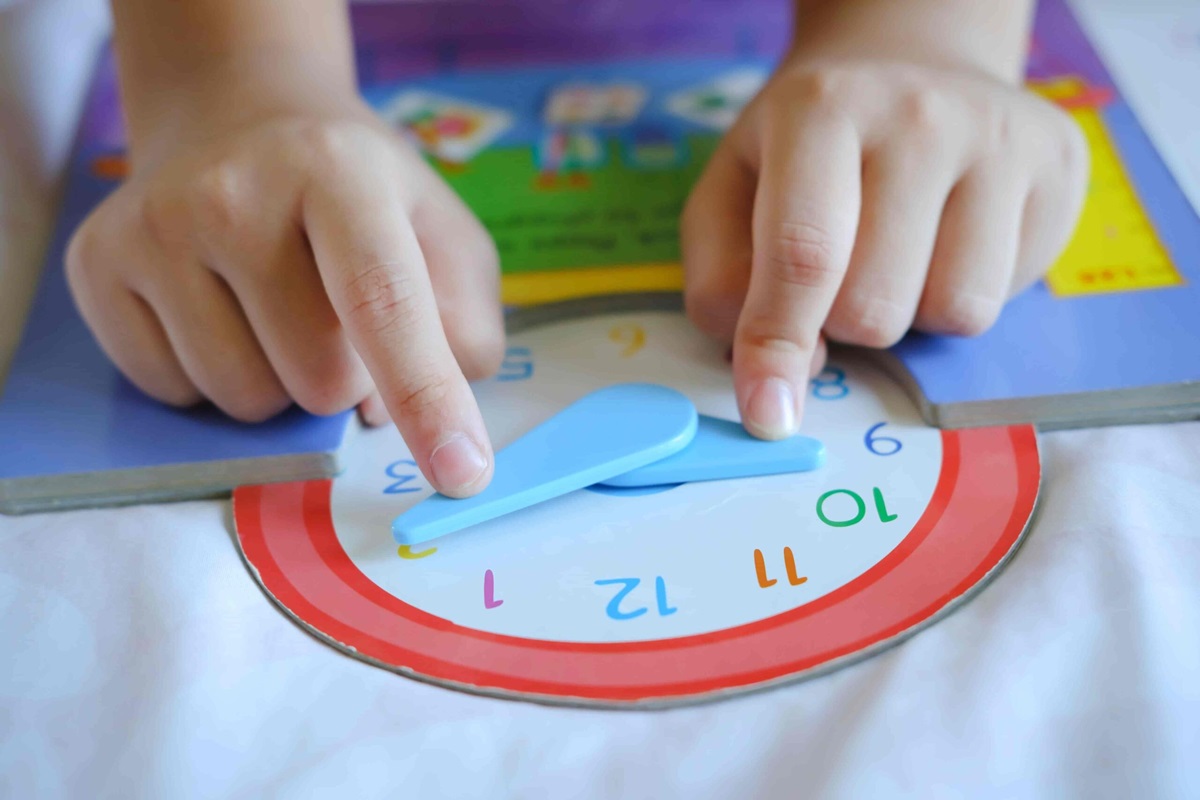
[349,2,1192,307]
[361,59,758,305]
[236,299,1040,706]
[72,1,1189,306]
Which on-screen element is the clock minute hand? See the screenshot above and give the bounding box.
[392,383,698,545]
[599,415,825,488]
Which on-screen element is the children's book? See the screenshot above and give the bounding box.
[1,0,1196,514]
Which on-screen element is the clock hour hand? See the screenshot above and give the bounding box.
[598,415,825,488]
[392,383,698,545]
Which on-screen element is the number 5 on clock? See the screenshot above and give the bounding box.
[497,347,533,381]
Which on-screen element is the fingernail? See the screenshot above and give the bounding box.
[744,377,797,440]
[429,434,489,495]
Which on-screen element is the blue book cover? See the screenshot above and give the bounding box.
[2,0,1196,513]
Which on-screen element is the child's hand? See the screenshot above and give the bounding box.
[66,80,503,497]
[681,3,1087,440]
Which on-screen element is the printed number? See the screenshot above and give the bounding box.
[483,569,503,609]
[864,422,902,456]
[497,346,533,381]
[654,577,677,616]
[754,548,808,588]
[397,544,437,560]
[816,487,897,527]
[384,459,422,495]
[609,323,646,358]
[811,366,849,400]
[595,576,676,620]
[1079,267,1136,285]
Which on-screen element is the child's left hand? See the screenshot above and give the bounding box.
[682,44,1088,440]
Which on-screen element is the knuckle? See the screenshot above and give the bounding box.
[433,306,505,381]
[737,321,815,361]
[292,362,369,417]
[828,295,910,348]
[65,215,105,285]
[135,191,188,258]
[898,86,949,136]
[298,393,351,418]
[981,105,1020,157]
[341,264,420,336]
[219,387,291,424]
[685,285,742,340]
[456,337,505,381]
[298,123,343,169]
[923,292,1000,337]
[192,161,253,238]
[788,68,851,112]
[462,226,501,273]
[766,221,842,289]
[143,379,203,409]
[294,119,379,175]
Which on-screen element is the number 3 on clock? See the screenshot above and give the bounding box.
[383,459,422,495]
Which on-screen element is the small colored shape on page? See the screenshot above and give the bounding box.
[599,414,825,488]
[392,383,698,545]
[543,82,647,126]
[381,90,513,163]
[665,68,767,130]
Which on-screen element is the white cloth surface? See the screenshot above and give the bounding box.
[2,2,1199,798]
[1072,0,1200,212]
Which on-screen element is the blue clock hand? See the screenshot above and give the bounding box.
[392,383,698,545]
[599,415,825,488]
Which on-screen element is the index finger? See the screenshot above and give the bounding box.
[303,152,493,498]
[734,108,861,438]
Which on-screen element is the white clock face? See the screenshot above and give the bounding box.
[237,294,1038,705]
[329,305,943,643]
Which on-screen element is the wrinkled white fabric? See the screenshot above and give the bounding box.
[2,2,1198,798]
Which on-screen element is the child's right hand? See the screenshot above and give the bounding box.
[66,85,504,497]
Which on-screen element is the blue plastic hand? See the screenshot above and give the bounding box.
[599,415,824,488]
[392,383,698,544]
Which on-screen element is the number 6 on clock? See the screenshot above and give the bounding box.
[864,422,902,456]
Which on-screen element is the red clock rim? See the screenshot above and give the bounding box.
[236,425,1039,703]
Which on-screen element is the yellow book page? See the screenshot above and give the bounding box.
[502,263,683,306]
[1033,77,1184,297]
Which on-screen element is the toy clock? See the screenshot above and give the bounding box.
[235,294,1039,707]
